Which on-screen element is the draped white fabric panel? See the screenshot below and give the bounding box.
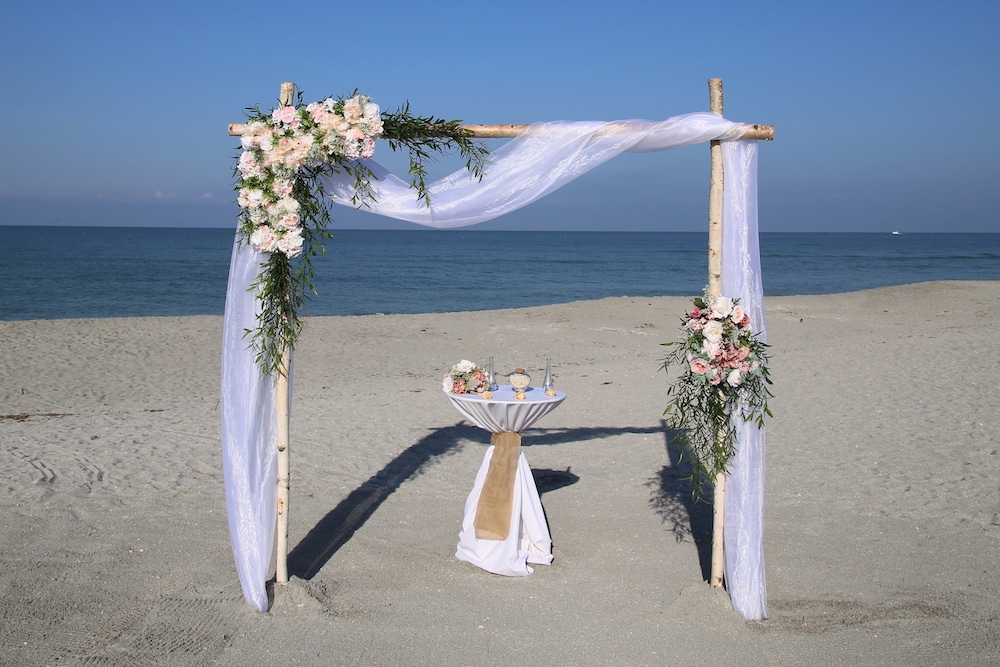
[721,141,768,620]
[321,113,749,226]
[221,243,278,612]
[222,111,766,618]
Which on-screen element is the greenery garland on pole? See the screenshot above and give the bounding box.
[234,91,490,375]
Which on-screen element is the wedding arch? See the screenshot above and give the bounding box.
[223,79,773,619]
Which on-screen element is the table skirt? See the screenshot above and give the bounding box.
[456,446,553,576]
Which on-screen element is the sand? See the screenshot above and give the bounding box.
[1,280,997,666]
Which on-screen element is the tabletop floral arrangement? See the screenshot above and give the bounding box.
[661,293,772,500]
[443,360,490,395]
[235,92,490,375]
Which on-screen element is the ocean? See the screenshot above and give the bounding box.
[1,226,998,321]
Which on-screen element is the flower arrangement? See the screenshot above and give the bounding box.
[661,293,772,500]
[443,360,490,395]
[234,92,490,375]
[237,94,384,259]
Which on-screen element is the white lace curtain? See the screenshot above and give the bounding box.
[221,111,767,619]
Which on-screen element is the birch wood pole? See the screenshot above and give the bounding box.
[274,82,295,586]
[275,346,291,584]
[706,77,727,589]
[229,121,774,140]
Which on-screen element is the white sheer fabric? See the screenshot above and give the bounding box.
[221,242,277,612]
[721,141,768,621]
[221,111,766,618]
[321,113,749,226]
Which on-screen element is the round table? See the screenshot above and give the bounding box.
[447,385,566,576]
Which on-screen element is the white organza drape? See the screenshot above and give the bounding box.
[320,113,749,227]
[221,111,767,618]
[221,244,277,612]
[721,141,767,620]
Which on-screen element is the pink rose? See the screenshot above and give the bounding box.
[731,306,744,324]
[272,105,298,126]
[307,103,328,123]
[690,358,710,375]
[360,137,376,159]
[277,235,303,258]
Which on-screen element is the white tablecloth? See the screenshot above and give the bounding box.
[447,385,566,432]
[447,386,566,576]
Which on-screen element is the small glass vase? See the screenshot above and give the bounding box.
[487,356,498,391]
[541,358,556,396]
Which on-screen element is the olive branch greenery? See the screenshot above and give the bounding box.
[235,93,490,376]
[661,295,773,502]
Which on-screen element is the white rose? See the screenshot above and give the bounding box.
[342,96,363,122]
[456,359,476,373]
[710,296,733,319]
[702,319,724,343]
[275,197,299,215]
[727,369,743,387]
[237,188,253,208]
[257,130,274,151]
[246,189,266,208]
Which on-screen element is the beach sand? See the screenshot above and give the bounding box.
[1,280,997,666]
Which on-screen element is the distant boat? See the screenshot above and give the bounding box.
[891,231,901,235]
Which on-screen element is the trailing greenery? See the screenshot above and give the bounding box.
[380,102,491,206]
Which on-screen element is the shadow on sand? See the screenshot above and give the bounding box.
[286,420,711,582]
[648,422,714,581]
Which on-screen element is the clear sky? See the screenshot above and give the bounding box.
[2,0,997,232]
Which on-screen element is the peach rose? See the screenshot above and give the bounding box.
[690,358,710,375]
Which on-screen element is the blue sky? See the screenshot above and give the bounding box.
[2,0,997,232]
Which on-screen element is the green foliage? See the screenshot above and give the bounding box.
[380,102,491,206]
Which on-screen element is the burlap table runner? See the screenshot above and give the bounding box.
[473,431,522,540]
